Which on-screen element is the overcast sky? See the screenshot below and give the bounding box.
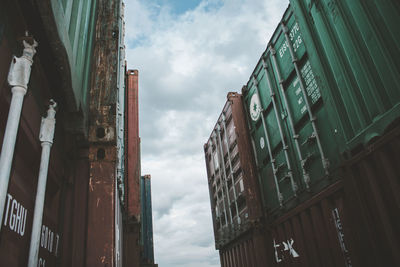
[124,0,288,266]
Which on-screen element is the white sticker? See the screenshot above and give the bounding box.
[274,238,300,263]
[249,94,261,121]
[260,137,265,149]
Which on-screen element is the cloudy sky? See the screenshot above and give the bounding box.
[124,0,288,266]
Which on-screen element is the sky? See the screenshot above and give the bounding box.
[124,0,289,266]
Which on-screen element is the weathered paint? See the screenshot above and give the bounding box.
[125,69,140,220]
[123,69,141,267]
[115,2,126,265]
[86,0,120,265]
[204,92,263,249]
[86,147,116,266]
[116,1,126,204]
[1,0,129,266]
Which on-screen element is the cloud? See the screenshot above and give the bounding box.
[124,0,289,266]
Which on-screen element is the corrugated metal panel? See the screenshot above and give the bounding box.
[342,125,400,267]
[219,227,270,267]
[123,220,141,267]
[266,181,352,267]
[140,175,155,264]
[266,135,400,267]
[126,69,140,220]
[242,6,341,216]
[204,92,263,248]
[0,3,73,266]
[124,70,141,267]
[61,150,90,267]
[290,0,400,151]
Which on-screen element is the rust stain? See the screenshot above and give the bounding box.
[89,177,94,192]
[86,0,119,265]
[125,70,141,220]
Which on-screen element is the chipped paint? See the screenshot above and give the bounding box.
[86,0,121,266]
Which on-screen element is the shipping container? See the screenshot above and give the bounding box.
[0,0,96,266]
[124,69,141,267]
[140,175,156,265]
[239,2,400,265]
[242,6,341,217]
[204,92,264,248]
[290,0,400,154]
[86,0,124,265]
[0,0,131,266]
[125,69,141,221]
[208,1,400,266]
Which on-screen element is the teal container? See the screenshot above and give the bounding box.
[242,7,341,215]
[49,0,97,113]
[290,0,400,153]
[140,175,155,264]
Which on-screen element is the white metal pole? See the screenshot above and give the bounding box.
[28,100,57,267]
[0,39,38,231]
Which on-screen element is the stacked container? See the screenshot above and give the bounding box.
[239,2,400,266]
[242,6,341,218]
[205,2,400,266]
[204,93,268,266]
[140,175,156,266]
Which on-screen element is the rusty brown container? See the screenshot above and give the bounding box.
[0,94,69,267]
[0,1,73,266]
[123,69,141,267]
[266,181,353,267]
[1,0,130,266]
[219,227,270,267]
[125,69,141,221]
[341,124,400,267]
[204,92,264,249]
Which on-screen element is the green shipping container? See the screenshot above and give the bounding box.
[39,0,97,118]
[242,7,342,216]
[243,1,400,215]
[290,0,400,153]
